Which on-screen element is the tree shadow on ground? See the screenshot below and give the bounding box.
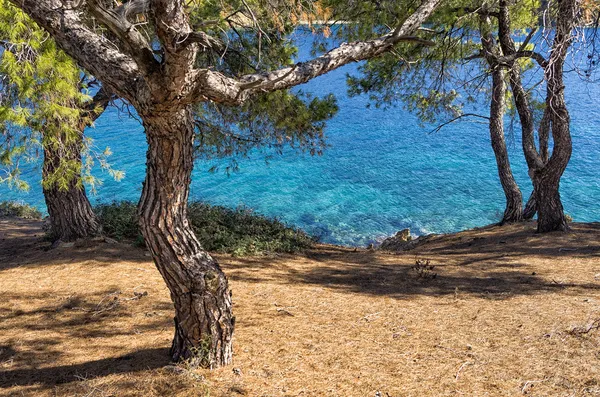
[226,222,600,300]
[289,256,600,299]
[0,218,148,272]
[0,347,170,388]
[1,288,173,391]
[400,222,600,263]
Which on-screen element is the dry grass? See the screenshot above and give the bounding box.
[2,218,600,396]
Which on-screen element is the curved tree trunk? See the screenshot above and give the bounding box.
[497,0,575,232]
[138,106,234,368]
[522,107,550,220]
[42,130,100,242]
[480,12,523,224]
[532,0,574,233]
[522,192,536,220]
[489,66,523,224]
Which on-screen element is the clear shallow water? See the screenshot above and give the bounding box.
[3,33,600,246]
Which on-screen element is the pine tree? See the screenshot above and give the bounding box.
[0,1,114,240]
[8,0,441,367]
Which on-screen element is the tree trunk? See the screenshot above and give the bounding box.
[138,105,234,368]
[533,170,568,232]
[532,0,575,233]
[489,66,523,224]
[497,0,575,233]
[522,191,536,220]
[42,130,100,241]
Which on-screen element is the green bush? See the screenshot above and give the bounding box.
[94,201,143,245]
[0,201,43,219]
[94,201,314,256]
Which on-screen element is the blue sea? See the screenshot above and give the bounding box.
[2,31,600,246]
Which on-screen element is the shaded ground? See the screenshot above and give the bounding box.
[1,218,600,396]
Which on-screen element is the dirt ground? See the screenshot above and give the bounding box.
[2,218,600,396]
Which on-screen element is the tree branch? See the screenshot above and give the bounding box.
[179,31,227,52]
[115,0,150,21]
[429,113,490,134]
[7,0,141,103]
[87,0,158,76]
[189,0,442,105]
[84,86,114,125]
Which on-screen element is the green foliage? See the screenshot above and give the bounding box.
[0,1,117,192]
[94,201,143,245]
[94,201,315,256]
[0,0,86,189]
[195,90,338,171]
[0,201,42,219]
[186,2,339,170]
[188,0,321,75]
[187,201,315,256]
[324,0,545,128]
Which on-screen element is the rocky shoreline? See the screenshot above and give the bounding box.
[378,228,439,251]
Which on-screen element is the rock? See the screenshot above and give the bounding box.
[104,237,119,244]
[395,228,411,242]
[379,231,437,252]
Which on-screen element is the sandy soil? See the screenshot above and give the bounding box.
[1,218,600,396]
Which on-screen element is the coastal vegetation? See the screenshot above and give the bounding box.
[0,200,42,219]
[1,0,600,395]
[94,200,314,255]
[3,0,441,367]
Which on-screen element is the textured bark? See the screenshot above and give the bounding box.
[138,106,234,367]
[533,169,568,232]
[42,135,100,242]
[480,13,523,224]
[497,0,577,232]
[522,192,537,220]
[538,105,551,163]
[531,0,576,232]
[42,87,111,241]
[489,67,523,223]
[522,108,551,220]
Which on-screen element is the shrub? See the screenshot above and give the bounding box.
[94,201,143,245]
[0,201,43,219]
[94,201,314,256]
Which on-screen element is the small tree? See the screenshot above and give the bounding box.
[321,0,529,224]
[0,2,115,240]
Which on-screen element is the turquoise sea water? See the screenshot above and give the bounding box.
[2,33,600,246]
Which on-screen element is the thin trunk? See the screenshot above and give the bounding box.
[522,106,551,220]
[42,129,100,241]
[539,106,551,163]
[532,0,575,232]
[138,106,234,368]
[497,0,575,232]
[480,12,523,224]
[489,66,523,223]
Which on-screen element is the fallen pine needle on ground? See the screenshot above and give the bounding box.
[1,218,600,396]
